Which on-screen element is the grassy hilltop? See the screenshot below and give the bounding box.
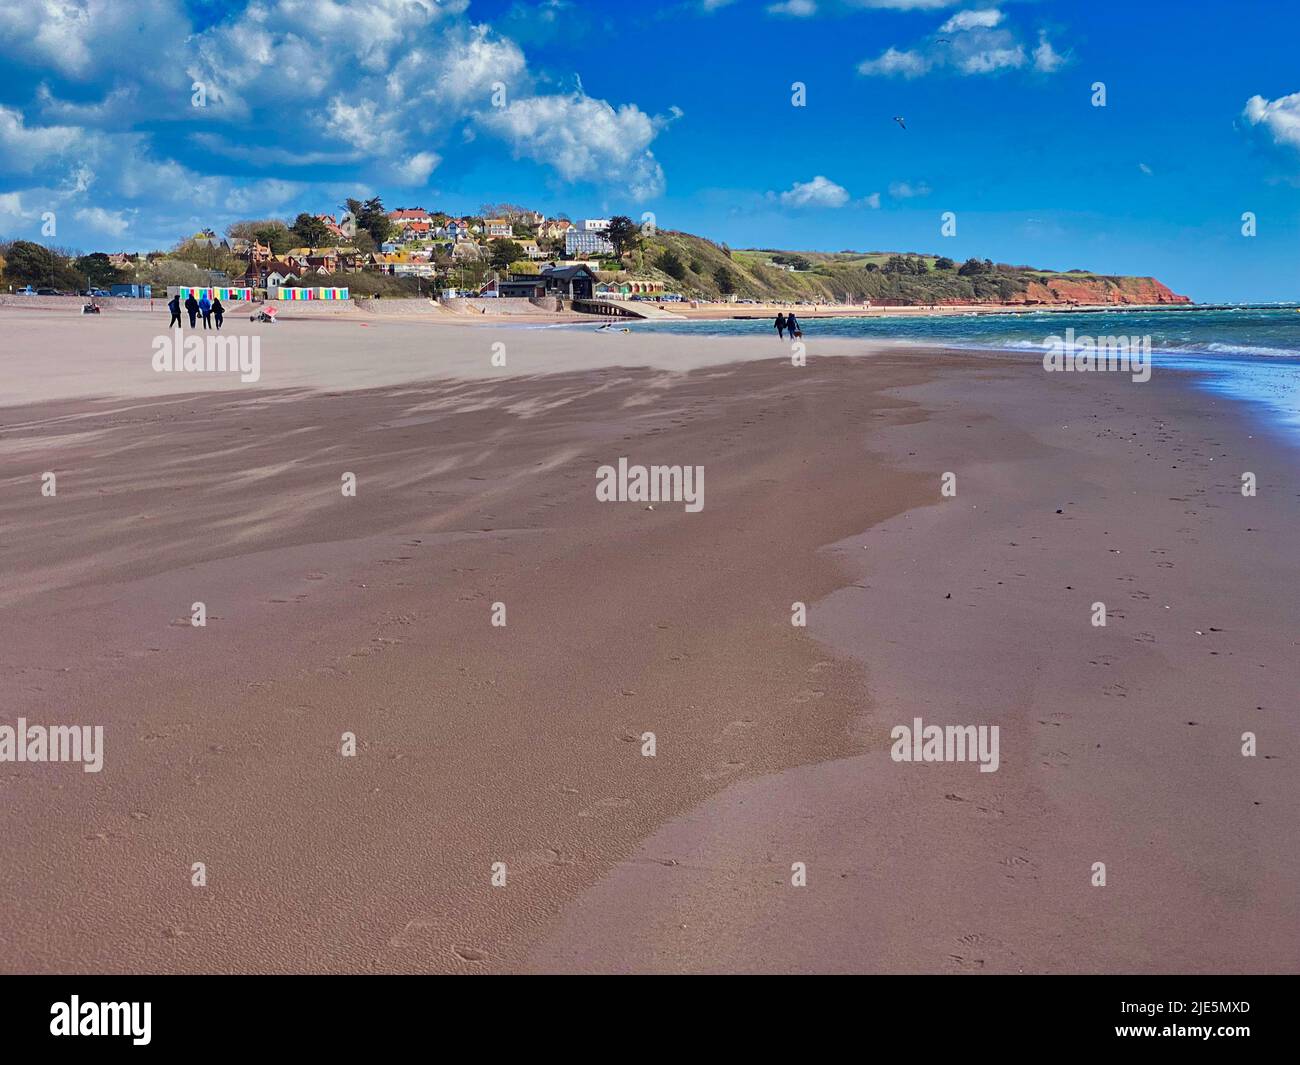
[628,229,1188,306]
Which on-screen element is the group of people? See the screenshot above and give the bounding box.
[775,312,802,340]
[167,292,225,330]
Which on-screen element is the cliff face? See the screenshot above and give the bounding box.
[1016,276,1191,306]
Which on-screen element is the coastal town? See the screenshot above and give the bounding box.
[0,202,675,308]
[0,198,1191,314]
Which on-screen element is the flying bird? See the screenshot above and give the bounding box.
[893,116,906,130]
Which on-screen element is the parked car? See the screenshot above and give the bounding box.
[36,288,60,296]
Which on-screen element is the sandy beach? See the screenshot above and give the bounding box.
[1,307,1295,973]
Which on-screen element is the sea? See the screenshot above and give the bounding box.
[622,306,1300,447]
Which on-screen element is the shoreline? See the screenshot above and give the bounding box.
[1,318,1296,973]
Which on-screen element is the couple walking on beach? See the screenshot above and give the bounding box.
[775,312,802,340]
[168,293,225,330]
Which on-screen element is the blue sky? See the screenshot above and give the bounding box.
[2,0,1298,301]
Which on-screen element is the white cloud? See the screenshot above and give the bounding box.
[777,175,851,208]
[939,9,1003,33]
[889,181,932,199]
[860,8,1066,79]
[862,191,882,208]
[1243,92,1300,150]
[768,0,818,15]
[956,42,1025,74]
[480,94,672,200]
[0,105,82,171]
[858,47,932,78]
[0,0,681,242]
[74,205,129,236]
[224,179,304,213]
[1138,162,1153,176]
[1032,33,1065,73]
[393,151,441,185]
[855,1,961,8]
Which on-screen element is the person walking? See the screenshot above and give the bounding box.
[211,297,224,330]
[184,293,199,328]
[167,293,182,328]
[775,312,787,339]
[198,292,212,329]
[786,312,802,340]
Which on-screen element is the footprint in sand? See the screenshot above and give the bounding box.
[452,946,489,963]
[717,719,756,740]
[791,689,826,704]
[701,761,745,781]
[577,796,632,818]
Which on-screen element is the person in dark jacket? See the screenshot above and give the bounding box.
[211,297,225,330]
[775,312,787,339]
[786,312,802,340]
[184,293,199,327]
[168,294,182,327]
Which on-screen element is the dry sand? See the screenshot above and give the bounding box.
[1,308,1295,973]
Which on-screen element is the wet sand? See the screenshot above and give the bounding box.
[1,310,1295,972]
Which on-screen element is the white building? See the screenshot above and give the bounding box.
[565,229,614,257]
[580,218,611,233]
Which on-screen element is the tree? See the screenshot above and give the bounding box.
[347,197,393,246]
[659,249,687,280]
[713,265,737,295]
[489,239,524,271]
[5,241,85,289]
[934,256,955,270]
[605,215,639,257]
[74,253,128,288]
[291,213,331,247]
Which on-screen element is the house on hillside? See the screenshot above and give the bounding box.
[400,221,432,242]
[285,247,344,274]
[484,218,514,238]
[538,219,572,240]
[241,258,300,288]
[515,239,544,260]
[317,213,357,239]
[389,207,433,226]
[580,218,611,233]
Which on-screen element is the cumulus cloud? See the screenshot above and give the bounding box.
[480,94,673,200]
[939,9,1004,33]
[777,175,851,208]
[859,7,1067,79]
[74,205,129,236]
[1243,92,1300,150]
[0,0,677,249]
[1033,32,1065,73]
[393,151,442,186]
[858,47,932,78]
[0,105,83,172]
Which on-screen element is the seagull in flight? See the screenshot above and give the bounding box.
[893,116,906,130]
